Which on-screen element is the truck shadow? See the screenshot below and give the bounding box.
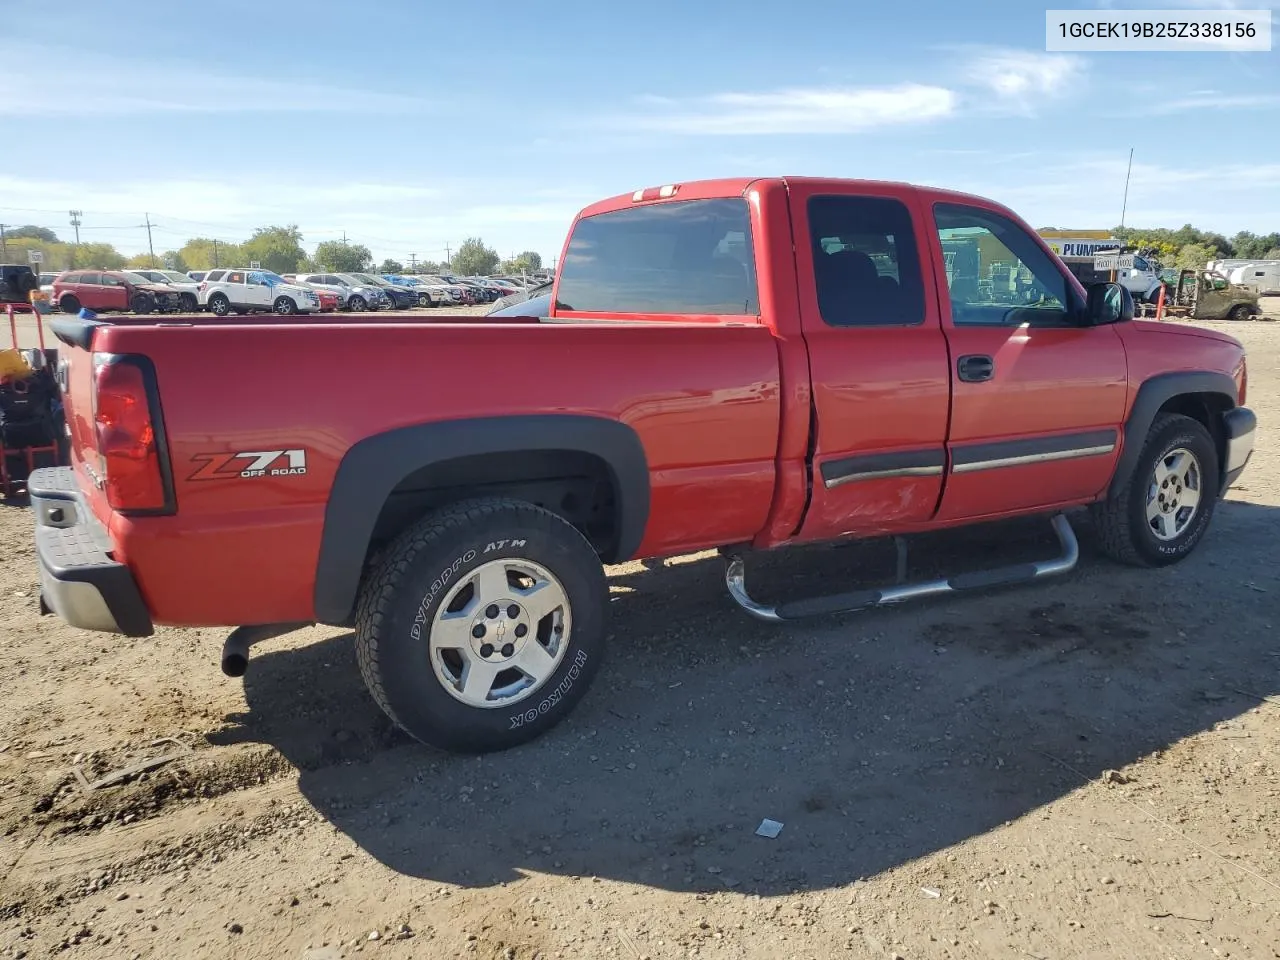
[218,500,1280,896]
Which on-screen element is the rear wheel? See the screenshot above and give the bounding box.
[273,296,298,316]
[58,294,80,314]
[1228,303,1252,321]
[354,497,608,754]
[208,293,231,317]
[1090,413,1219,567]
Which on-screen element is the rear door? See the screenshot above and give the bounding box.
[919,193,1129,521]
[223,271,248,306]
[787,182,952,541]
[76,273,104,309]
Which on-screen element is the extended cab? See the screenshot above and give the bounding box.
[30,177,1256,754]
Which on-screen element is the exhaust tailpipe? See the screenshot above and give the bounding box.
[221,623,310,677]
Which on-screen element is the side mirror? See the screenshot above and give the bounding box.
[1085,281,1133,326]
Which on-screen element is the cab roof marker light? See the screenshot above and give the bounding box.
[659,184,679,198]
[632,189,646,202]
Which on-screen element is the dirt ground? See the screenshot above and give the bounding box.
[2,310,1279,960]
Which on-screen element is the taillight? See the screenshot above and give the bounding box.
[92,354,173,513]
[198,282,207,292]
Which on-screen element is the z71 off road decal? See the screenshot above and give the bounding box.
[188,449,308,481]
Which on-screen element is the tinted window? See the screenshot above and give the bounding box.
[934,204,1074,327]
[79,273,101,285]
[807,195,925,327]
[556,198,758,315]
[100,274,124,287]
[205,270,225,281]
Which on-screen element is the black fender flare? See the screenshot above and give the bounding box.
[312,414,650,625]
[1108,370,1238,499]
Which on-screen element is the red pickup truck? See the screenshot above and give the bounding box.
[31,176,1255,754]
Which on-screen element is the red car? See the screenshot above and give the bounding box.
[52,270,182,315]
[31,176,1256,755]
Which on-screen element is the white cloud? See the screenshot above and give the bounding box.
[616,84,958,135]
[1151,92,1280,113]
[963,49,1085,104]
[4,45,425,116]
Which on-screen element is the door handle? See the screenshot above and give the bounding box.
[957,354,995,383]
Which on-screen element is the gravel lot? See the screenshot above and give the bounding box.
[1,307,1278,960]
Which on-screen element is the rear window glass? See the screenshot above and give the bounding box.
[205,270,226,281]
[556,198,758,315]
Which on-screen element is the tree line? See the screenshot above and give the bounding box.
[0,225,544,278]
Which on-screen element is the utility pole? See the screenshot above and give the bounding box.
[341,231,348,244]
[0,224,7,260]
[144,213,156,266]
[408,252,418,271]
[1119,146,1134,229]
[69,210,82,245]
[213,238,220,267]
[445,243,452,267]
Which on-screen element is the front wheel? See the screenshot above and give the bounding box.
[1228,303,1252,321]
[418,294,431,307]
[348,295,367,312]
[354,498,608,754]
[1090,413,1220,567]
[130,294,154,315]
[273,296,298,316]
[179,293,198,312]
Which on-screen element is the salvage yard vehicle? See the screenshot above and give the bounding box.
[1158,269,1261,321]
[293,273,385,312]
[30,176,1256,755]
[129,269,201,312]
[198,268,321,316]
[52,270,184,315]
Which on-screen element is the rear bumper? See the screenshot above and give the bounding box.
[30,466,153,636]
[1221,406,1256,494]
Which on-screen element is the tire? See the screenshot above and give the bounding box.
[208,293,231,317]
[274,296,298,316]
[354,497,608,754]
[349,295,367,312]
[130,294,154,315]
[1228,303,1252,321]
[59,294,80,315]
[418,294,431,308]
[179,293,198,312]
[1090,413,1220,567]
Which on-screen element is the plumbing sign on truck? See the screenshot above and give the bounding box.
[1040,230,1163,301]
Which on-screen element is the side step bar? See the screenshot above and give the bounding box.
[725,514,1079,623]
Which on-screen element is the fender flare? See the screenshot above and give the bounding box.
[1108,370,1238,499]
[312,414,650,625]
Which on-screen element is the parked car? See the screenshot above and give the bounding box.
[347,273,417,309]
[488,279,553,313]
[382,275,450,307]
[198,268,320,316]
[52,270,183,314]
[294,273,385,312]
[0,264,39,304]
[38,272,58,299]
[29,176,1257,758]
[130,269,201,311]
[188,271,208,283]
[419,276,467,304]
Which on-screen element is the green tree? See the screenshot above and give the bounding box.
[1176,242,1215,270]
[1266,247,1280,260]
[242,225,307,274]
[178,237,245,270]
[451,237,499,276]
[69,242,126,269]
[159,250,189,272]
[501,250,543,275]
[6,225,59,242]
[126,252,157,269]
[378,258,404,274]
[315,240,373,272]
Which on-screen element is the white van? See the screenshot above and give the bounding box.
[1229,262,1280,296]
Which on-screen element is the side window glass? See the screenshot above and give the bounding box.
[206,270,225,282]
[934,203,1074,327]
[807,195,925,327]
[226,272,245,284]
[79,273,100,285]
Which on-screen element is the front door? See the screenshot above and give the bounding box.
[97,274,129,311]
[918,194,1130,522]
[246,272,274,308]
[787,182,952,542]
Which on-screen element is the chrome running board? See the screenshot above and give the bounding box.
[725,514,1079,623]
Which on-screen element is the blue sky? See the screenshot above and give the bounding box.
[5,0,1278,265]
